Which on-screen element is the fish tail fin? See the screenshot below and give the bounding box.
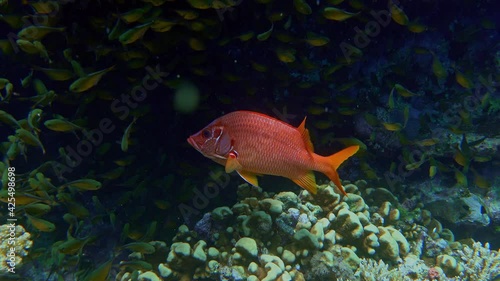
[315,145,359,196]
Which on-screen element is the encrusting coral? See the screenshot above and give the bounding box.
[115,180,500,281]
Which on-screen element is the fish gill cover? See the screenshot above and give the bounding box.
[0,0,498,280]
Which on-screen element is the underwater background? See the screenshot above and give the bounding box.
[0,0,499,280]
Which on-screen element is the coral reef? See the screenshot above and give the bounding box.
[350,241,500,281]
[0,224,32,270]
[116,183,380,279]
[448,241,500,280]
[114,181,500,281]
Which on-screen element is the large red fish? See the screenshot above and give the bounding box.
[187,111,359,195]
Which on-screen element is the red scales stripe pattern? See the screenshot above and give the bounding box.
[187,110,359,195]
[216,111,314,178]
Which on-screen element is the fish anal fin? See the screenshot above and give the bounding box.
[225,156,243,173]
[237,170,259,187]
[292,171,317,194]
[297,116,314,153]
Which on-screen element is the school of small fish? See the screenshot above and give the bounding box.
[0,0,497,280]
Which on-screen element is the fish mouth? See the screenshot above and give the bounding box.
[187,136,199,150]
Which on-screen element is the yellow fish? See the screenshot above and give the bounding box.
[82,259,113,281]
[30,1,60,14]
[0,190,52,206]
[0,110,20,128]
[121,242,156,254]
[415,138,438,146]
[394,84,419,97]
[57,235,93,255]
[16,39,39,54]
[304,32,330,47]
[389,0,409,26]
[454,169,467,187]
[44,119,83,132]
[33,66,74,81]
[322,7,359,21]
[61,179,102,191]
[17,26,65,41]
[455,70,473,89]
[119,22,152,45]
[69,66,115,93]
[471,167,491,189]
[429,165,437,178]
[257,23,273,41]
[382,122,403,131]
[236,31,254,42]
[407,21,428,33]
[16,128,45,154]
[431,53,447,80]
[151,19,177,32]
[22,202,51,216]
[294,0,312,15]
[26,214,56,232]
[121,117,138,152]
[119,4,152,23]
[275,47,296,63]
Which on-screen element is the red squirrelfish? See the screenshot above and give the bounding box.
[187,111,359,195]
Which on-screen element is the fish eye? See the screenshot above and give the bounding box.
[202,129,211,138]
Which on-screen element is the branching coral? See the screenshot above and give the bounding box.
[450,241,500,280]
[0,224,32,271]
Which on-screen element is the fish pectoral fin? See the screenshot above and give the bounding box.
[225,156,243,173]
[292,171,317,195]
[237,170,259,187]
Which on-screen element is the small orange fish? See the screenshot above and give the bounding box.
[187,111,359,195]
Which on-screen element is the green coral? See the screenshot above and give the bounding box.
[114,181,499,281]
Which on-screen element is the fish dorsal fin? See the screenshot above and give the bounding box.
[225,155,243,173]
[297,117,314,153]
[292,171,317,194]
[237,170,259,187]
